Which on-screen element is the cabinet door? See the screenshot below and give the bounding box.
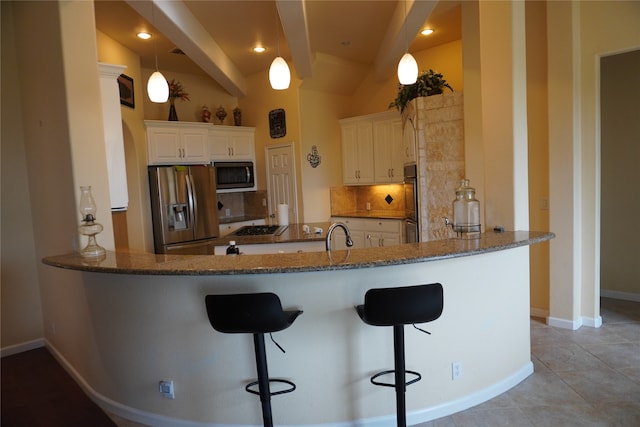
[148,126,181,164]
[209,133,232,160]
[229,133,254,159]
[332,229,365,250]
[379,231,401,247]
[341,121,374,185]
[373,120,391,182]
[373,119,403,183]
[180,127,208,163]
[341,124,360,184]
[403,118,417,164]
[356,122,374,183]
[389,119,404,182]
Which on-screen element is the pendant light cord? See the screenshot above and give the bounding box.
[275,5,281,57]
[404,0,409,53]
[152,2,160,71]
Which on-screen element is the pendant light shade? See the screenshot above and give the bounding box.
[147,71,169,103]
[269,56,291,90]
[398,53,418,85]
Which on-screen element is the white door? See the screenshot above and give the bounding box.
[266,143,298,225]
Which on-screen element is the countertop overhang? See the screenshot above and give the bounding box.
[43,231,554,276]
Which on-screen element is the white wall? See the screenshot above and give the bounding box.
[0,1,43,352]
[548,1,640,328]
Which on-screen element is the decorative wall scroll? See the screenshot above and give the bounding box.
[307,145,321,168]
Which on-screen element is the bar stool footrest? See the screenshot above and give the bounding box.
[245,379,296,397]
[370,369,422,388]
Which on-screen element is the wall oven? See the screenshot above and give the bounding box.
[214,161,256,192]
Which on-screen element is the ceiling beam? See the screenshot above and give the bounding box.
[373,0,438,82]
[126,0,247,97]
[276,0,313,79]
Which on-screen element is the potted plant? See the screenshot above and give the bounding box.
[167,79,190,121]
[388,69,453,113]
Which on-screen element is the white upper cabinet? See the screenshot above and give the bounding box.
[146,121,209,165]
[341,121,374,184]
[403,118,417,164]
[373,118,404,183]
[340,111,404,186]
[209,126,255,161]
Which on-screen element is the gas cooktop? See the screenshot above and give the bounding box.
[232,225,287,236]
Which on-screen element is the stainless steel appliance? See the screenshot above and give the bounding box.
[214,161,256,191]
[404,164,419,243]
[232,225,287,236]
[149,165,219,254]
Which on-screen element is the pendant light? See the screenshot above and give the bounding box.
[269,7,290,90]
[146,2,169,103]
[397,0,418,85]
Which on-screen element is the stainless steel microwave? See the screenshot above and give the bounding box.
[214,161,256,192]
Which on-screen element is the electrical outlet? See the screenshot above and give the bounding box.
[540,198,549,210]
[452,361,462,380]
[159,380,175,399]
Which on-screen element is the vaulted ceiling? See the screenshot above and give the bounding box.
[93,0,461,97]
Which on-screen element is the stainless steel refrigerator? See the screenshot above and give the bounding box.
[149,165,219,254]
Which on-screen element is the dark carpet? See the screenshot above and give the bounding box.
[1,347,116,427]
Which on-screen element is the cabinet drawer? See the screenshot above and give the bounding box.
[367,219,401,233]
[330,217,367,231]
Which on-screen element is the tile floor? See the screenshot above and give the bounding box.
[416,297,640,426]
[108,298,640,427]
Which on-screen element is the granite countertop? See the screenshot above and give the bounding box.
[331,210,406,220]
[212,222,331,246]
[42,231,554,276]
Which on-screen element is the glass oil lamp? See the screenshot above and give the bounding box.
[78,186,106,258]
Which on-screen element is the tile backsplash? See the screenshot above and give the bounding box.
[330,184,405,216]
[217,190,268,221]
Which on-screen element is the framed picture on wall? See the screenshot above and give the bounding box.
[269,108,286,138]
[117,74,135,108]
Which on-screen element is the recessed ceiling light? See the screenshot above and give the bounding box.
[253,46,266,53]
[137,32,152,40]
[421,29,434,36]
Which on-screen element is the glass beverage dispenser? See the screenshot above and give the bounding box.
[452,179,481,238]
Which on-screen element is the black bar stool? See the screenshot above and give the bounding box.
[205,292,302,427]
[355,283,444,427]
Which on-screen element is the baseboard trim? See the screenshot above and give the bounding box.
[529,307,549,319]
[601,289,640,303]
[582,315,603,328]
[44,339,534,427]
[1,338,45,358]
[548,316,582,330]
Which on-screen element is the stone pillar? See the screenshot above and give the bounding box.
[415,92,465,241]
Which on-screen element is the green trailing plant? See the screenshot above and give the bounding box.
[388,69,453,113]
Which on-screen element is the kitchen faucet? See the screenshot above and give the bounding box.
[326,222,353,251]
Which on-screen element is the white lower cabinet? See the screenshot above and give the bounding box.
[330,217,402,250]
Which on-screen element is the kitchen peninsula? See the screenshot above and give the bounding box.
[43,231,552,426]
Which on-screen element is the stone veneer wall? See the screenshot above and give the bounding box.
[414,92,465,241]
